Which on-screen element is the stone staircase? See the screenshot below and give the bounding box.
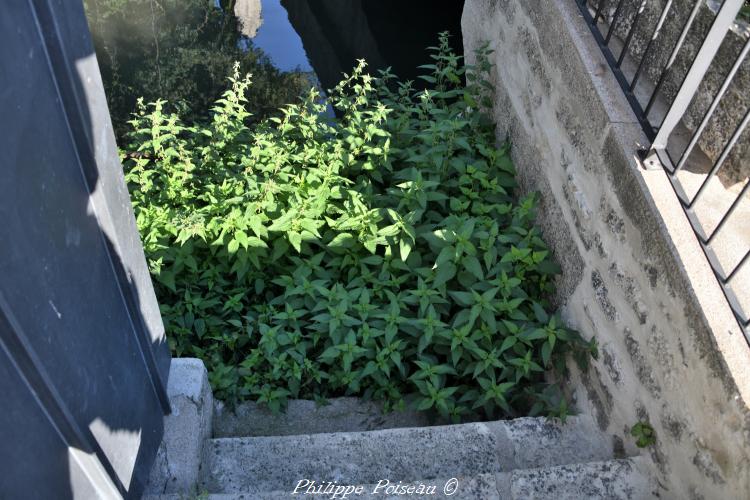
[145,359,654,499]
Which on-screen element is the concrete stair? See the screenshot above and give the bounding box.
[200,401,652,499]
[175,458,650,499]
[145,360,654,499]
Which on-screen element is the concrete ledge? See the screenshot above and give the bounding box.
[146,358,213,496]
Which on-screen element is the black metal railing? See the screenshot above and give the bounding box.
[576,0,750,340]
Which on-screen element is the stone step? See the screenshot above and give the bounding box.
[213,397,434,438]
[503,457,654,499]
[200,415,614,494]
[148,458,651,499]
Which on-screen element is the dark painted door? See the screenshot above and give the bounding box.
[0,1,171,498]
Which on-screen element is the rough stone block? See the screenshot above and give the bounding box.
[510,457,654,500]
[499,415,613,470]
[145,358,213,496]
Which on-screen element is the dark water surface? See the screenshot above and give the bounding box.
[84,0,465,141]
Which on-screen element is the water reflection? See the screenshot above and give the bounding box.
[249,0,312,72]
[84,0,464,141]
[84,0,312,140]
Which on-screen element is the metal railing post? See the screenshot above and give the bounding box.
[650,0,744,151]
[577,0,750,338]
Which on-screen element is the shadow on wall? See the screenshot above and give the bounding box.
[0,1,169,498]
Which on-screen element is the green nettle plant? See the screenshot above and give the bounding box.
[123,34,597,422]
[631,421,656,448]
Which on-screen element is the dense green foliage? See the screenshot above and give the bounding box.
[123,35,595,421]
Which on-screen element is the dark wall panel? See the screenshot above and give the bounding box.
[0,1,170,497]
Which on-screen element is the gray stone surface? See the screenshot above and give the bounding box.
[201,416,617,494]
[259,475,502,500]
[146,358,214,496]
[510,458,654,500]
[498,415,612,469]
[149,459,652,499]
[234,0,262,38]
[213,397,433,438]
[462,1,750,498]
[143,368,623,499]
[146,398,647,500]
[201,423,502,493]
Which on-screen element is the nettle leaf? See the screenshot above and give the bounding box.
[499,335,517,354]
[532,301,549,324]
[541,341,553,367]
[360,255,383,266]
[288,232,303,253]
[126,33,590,420]
[157,270,177,292]
[329,232,356,250]
[399,238,413,262]
[435,245,455,268]
[448,291,474,307]
[235,230,250,249]
[433,262,457,288]
[319,346,340,363]
[463,255,484,280]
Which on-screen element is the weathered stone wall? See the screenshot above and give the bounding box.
[462,1,750,498]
